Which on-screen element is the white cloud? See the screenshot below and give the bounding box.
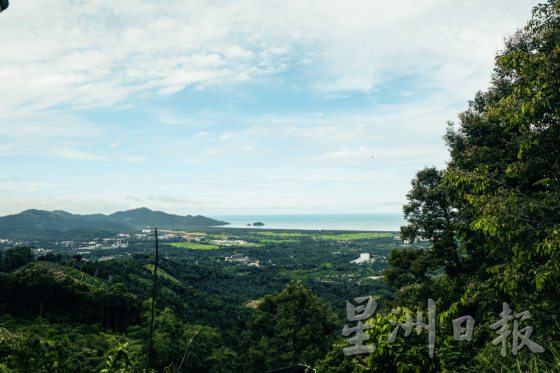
[195,131,211,138]
[0,111,103,157]
[220,132,235,141]
[308,146,374,161]
[53,148,107,161]
[0,0,537,215]
[0,0,533,114]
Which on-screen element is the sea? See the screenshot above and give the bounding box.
[209,213,404,232]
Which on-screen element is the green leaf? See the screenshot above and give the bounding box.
[533,177,551,186]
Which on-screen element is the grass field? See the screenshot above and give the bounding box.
[254,232,308,237]
[253,231,393,241]
[168,242,220,250]
[316,233,393,240]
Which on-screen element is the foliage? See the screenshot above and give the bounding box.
[0,230,392,371]
[0,260,141,330]
[99,343,134,373]
[0,247,34,271]
[168,242,220,250]
[472,340,560,372]
[240,282,339,372]
[379,1,560,371]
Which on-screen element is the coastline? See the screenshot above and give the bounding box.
[210,213,404,232]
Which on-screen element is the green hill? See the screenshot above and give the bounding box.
[0,208,228,239]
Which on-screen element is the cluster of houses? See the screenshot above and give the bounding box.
[211,239,249,246]
[225,254,260,267]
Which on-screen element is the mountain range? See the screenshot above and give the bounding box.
[0,208,228,239]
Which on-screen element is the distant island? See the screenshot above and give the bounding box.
[252,222,265,226]
[0,207,229,239]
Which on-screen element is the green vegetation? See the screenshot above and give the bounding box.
[240,282,338,372]
[0,228,396,372]
[316,232,393,241]
[328,2,560,371]
[253,231,392,241]
[254,231,308,237]
[168,242,220,250]
[0,208,226,240]
[144,264,181,285]
[0,2,558,371]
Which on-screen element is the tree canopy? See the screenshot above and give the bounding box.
[241,282,338,372]
[378,0,560,370]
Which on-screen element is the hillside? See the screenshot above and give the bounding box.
[107,207,228,229]
[0,208,228,239]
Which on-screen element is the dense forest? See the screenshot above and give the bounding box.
[0,231,398,372]
[1,1,559,372]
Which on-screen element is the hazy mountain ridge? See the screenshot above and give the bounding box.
[0,208,228,239]
[107,207,228,228]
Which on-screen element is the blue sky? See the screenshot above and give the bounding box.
[0,0,535,216]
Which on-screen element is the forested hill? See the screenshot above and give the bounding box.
[0,208,228,238]
[108,207,228,228]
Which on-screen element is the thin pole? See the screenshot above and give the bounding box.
[146,227,159,371]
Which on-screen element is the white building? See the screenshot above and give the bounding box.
[351,253,372,264]
[225,254,249,262]
[225,254,260,267]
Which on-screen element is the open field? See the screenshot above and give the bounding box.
[315,232,394,240]
[254,231,308,237]
[168,242,220,250]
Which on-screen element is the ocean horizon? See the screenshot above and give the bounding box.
[209,213,405,232]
